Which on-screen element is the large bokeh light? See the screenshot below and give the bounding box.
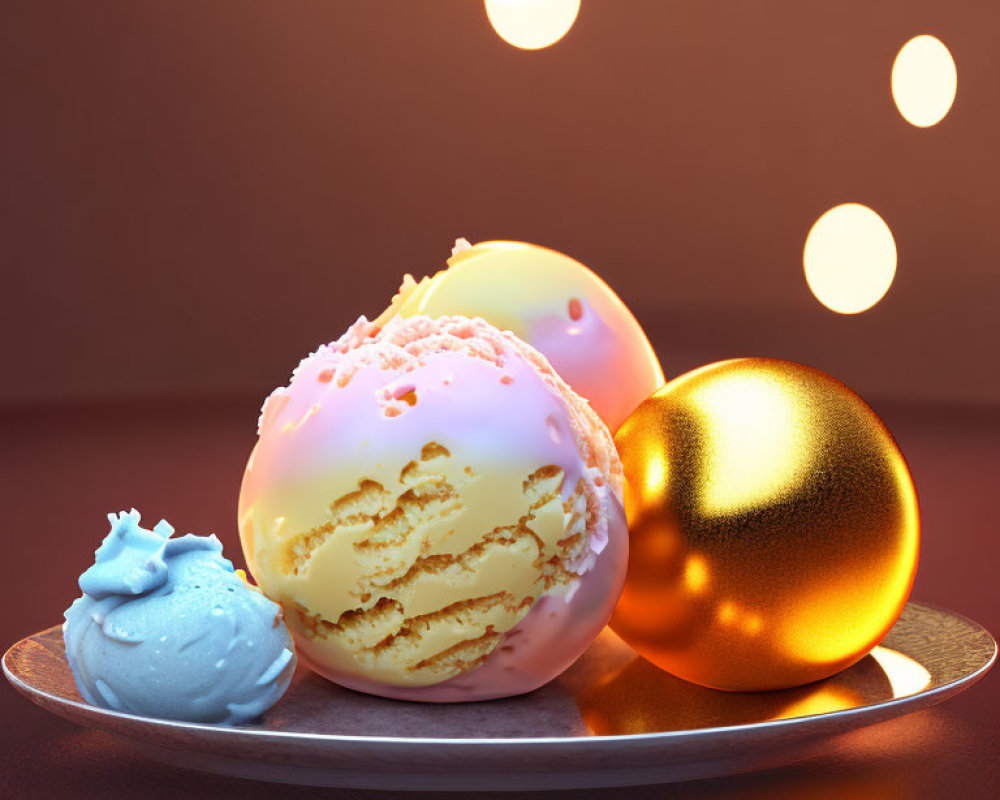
[484,0,581,50]
[804,204,897,314]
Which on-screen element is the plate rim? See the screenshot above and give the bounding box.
[4,600,995,748]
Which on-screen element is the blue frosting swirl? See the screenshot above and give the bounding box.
[64,510,296,725]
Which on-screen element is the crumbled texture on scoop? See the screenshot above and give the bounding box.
[261,314,623,498]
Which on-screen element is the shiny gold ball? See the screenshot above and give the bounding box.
[610,359,919,691]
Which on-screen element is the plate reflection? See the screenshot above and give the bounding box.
[574,630,932,736]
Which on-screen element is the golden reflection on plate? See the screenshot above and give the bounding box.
[574,629,933,736]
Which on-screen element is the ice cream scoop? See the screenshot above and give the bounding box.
[238,314,628,702]
[63,510,296,724]
[375,239,664,432]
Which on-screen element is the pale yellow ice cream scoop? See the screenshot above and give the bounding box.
[375,239,664,433]
[238,314,628,702]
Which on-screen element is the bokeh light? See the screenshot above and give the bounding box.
[891,35,957,127]
[484,0,581,50]
[803,204,897,314]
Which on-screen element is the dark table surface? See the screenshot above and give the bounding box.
[1,397,997,799]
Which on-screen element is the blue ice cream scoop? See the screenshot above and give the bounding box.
[63,509,296,724]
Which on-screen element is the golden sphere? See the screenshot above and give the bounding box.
[610,359,919,691]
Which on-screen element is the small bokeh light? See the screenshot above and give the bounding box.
[803,204,898,314]
[484,0,581,50]
[891,35,958,128]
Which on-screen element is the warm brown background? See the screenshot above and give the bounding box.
[1,0,997,406]
[1,2,997,799]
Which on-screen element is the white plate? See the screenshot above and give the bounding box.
[4,601,995,791]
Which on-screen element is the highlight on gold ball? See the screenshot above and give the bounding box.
[484,0,581,51]
[892,34,958,128]
[803,203,897,314]
[610,358,920,692]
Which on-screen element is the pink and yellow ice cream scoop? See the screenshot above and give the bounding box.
[375,239,664,433]
[238,314,628,702]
